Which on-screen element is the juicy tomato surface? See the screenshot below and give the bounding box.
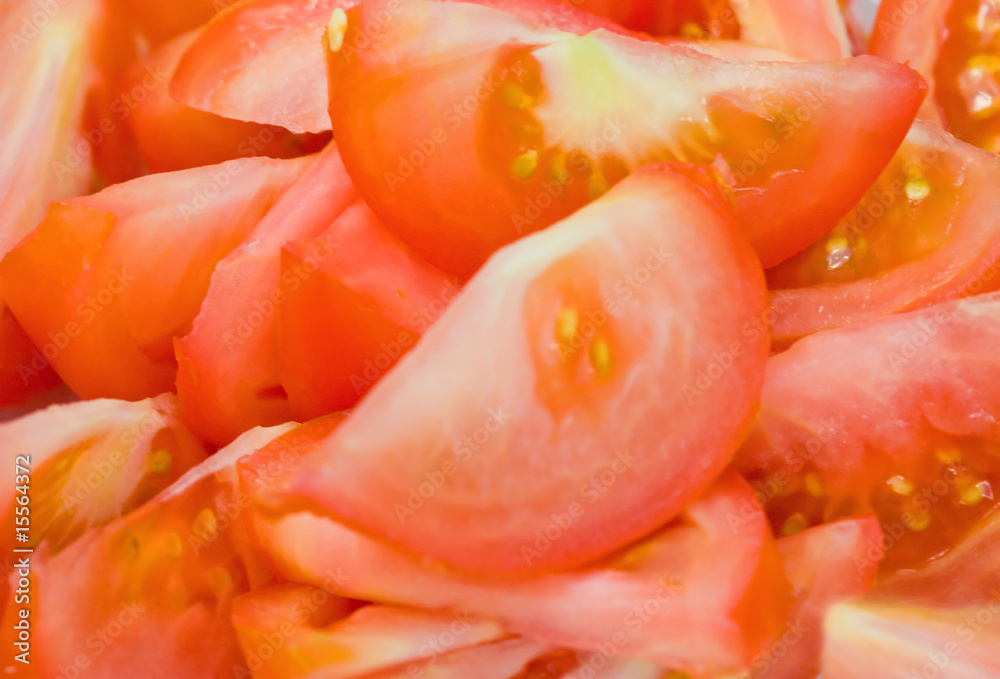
[175,143,357,446]
[121,31,328,174]
[767,120,1000,347]
[255,470,790,677]
[737,293,1000,574]
[0,394,207,556]
[0,155,312,401]
[0,424,294,679]
[0,283,60,408]
[272,164,768,574]
[278,199,460,420]
[327,0,924,278]
[872,0,1000,152]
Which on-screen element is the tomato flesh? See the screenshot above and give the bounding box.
[256,470,790,677]
[0,156,312,400]
[279,200,460,420]
[736,293,1000,575]
[272,164,768,574]
[328,0,926,277]
[767,120,1000,347]
[175,143,357,446]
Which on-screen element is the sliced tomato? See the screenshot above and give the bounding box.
[121,31,328,173]
[168,0,649,135]
[175,143,357,447]
[871,0,1000,152]
[2,424,293,679]
[0,155,313,400]
[751,517,883,679]
[327,0,924,277]
[0,0,127,259]
[0,284,60,408]
[731,0,851,59]
[822,599,1000,679]
[278,200,460,420]
[735,293,1000,575]
[270,164,767,574]
[256,470,790,677]
[767,120,1000,347]
[232,587,507,679]
[0,394,207,557]
[873,505,1000,607]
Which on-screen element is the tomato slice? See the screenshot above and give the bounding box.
[175,143,357,446]
[256,470,790,677]
[873,505,1000,607]
[735,293,1000,575]
[872,0,1000,152]
[278,200,460,420]
[327,0,925,277]
[0,155,313,400]
[751,517,883,679]
[121,31,328,174]
[732,0,851,60]
[0,394,206,556]
[168,0,651,135]
[0,0,120,259]
[271,164,767,574]
[232,587,507,679]
[822,599,1000,679]
[767,120,1000,348]
[4,423,294,679]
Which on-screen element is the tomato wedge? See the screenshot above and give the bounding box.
[0,155,313,400]
[256,470,790,677]
[110,0,222,46]
[5,424,293,679]
[327,0,925,277]
[751,516,883,679]
[0,0,123,259]
[168,0,651,135]
[273,164,768,574]
[871,0,1000,152]
[767,120,1000,347]
[175,143,356,446]
[232,588,506,679]
[121,31,328,174]
[278,200,460,420]
[736,292,1000,574]
[0,394,206,555]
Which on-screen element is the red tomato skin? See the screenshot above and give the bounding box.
[175,143,357,447]
[278,201,460,420]
[123,31,328,174]
[0,156,311,401]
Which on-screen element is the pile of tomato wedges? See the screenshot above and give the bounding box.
[3,0,1000,676]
